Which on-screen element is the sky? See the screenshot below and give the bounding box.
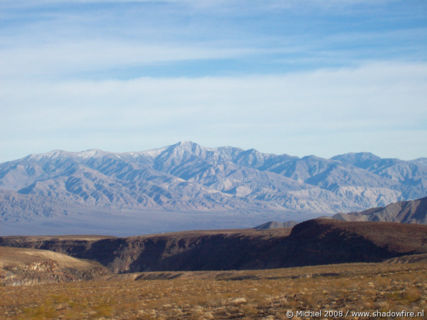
[1,0,427,162]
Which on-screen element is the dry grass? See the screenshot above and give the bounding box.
[1,261,425,320]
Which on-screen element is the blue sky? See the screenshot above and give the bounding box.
[1,0,427,161]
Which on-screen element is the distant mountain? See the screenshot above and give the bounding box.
[0,142,426,226]
[333,196,427,224]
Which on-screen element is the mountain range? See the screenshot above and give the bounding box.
[1,141,426,233]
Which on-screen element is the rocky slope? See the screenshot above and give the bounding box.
[1,142,426,224]
[1,220,426,273]
[0,246,109,286]
[333,196,427,224]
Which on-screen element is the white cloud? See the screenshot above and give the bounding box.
[1,61,426,161]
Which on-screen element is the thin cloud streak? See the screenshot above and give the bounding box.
[1,0,425,80]
[0,41,260,79]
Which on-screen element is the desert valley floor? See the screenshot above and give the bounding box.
[1,256,426,320]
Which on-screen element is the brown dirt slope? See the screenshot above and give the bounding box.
[0,246,109,286]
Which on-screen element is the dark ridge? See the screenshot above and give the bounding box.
[1,220,426,273]
[333,196,427,224]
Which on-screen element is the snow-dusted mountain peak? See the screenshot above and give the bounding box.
[27,149,112,160]
[134,147,167,158]
[173,141,213,152]
[77,149,110,159]
[27,149,70,160]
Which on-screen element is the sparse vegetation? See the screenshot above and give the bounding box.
[1,261,425,320]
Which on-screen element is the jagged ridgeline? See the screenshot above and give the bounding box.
[0,141,426,224]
